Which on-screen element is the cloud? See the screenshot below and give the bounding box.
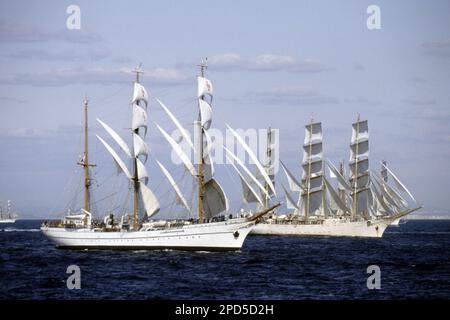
[0,67,190,87]
[353,63,365,71]
[0,21,103,44]
[250,85,338,106]
[205,53,333,73]
[410,76,427,84]
[2,48,111,61]
[0,96,27,104]
[402,97,436,106]
[420,39,450,58]
[344,96,381,106]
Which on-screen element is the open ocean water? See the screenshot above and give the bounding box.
[0,220,449,300]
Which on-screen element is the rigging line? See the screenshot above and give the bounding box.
[89,86,129,108]
[90,192,118,207]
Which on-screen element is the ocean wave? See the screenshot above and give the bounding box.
[2,228,41,232]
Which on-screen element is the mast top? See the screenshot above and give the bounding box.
[83,96,88,106]
[133,63,144,83]
[198,57,208,77]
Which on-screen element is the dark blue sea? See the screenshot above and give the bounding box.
[1,220,449,300]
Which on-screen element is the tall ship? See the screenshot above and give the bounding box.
[0,200,18,224]
[250,116,421,237]
[41,61,276,251]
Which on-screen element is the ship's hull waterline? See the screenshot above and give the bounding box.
[41,220,254,251]
[251,219,390,238]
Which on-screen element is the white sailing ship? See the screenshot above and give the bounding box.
[0,200,18,224]
[41,61,277,251]
[250,116,420,237]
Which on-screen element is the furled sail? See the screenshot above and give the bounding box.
[349,117,370,217]
[156,160,191,213]
[226,124,276,196]
[97,119,131,157]
[156,98,194,150]
[155,122,197,177]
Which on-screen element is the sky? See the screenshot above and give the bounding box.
[0,0,449,218]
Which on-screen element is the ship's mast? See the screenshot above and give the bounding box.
[77,98,95,225]
[305,117,313,220]
[197,60,207,223]
[338,160,346,212]
[132,66,144,230]
[322,160,327,218]
[352,114,360,221]
[263,127,272,209]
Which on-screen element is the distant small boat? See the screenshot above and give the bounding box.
[0,200,18,224]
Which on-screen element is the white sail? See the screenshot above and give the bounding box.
[156,160,191,213]
[96,135,131,179]
[197,76,213,98]
[199,100,212,130]
[139,182,160,218]
[223,146,269,199]
[370,180,393,214]
[133,132,149,162]
[351,119,369,144]
[156,98,194,150]
[203,152,214,183]
[97,119,131,157]
[324,177,349,213]
[136,158,148,184]
[349,117,370,216]
[381,178,408,208]
[381,162,416,203]
[227,159,263,206]
[226,124,276,196]
[132,103,148,133]
[280,160,302,192]
[304,122,323,145]
[132,82,149,106]
[155,123,197,177]
[326,160,351,191]
[203,178,229,219]
[282,184,299,210]
[300,121,325,216]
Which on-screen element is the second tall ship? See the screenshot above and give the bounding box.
[249,117,421,238]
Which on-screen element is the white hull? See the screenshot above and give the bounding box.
[251,218,390,238]
[0,219,16,224]
[41,220,254,251]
